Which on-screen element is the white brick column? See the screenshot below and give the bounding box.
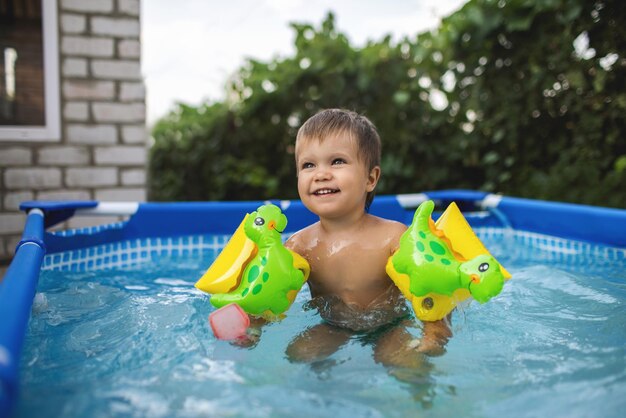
[0,0,147,263]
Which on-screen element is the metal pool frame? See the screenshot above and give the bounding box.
[1,189,625,417]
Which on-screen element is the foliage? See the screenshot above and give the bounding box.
[150,0,625,208]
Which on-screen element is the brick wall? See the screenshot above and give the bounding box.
[0,0,146,264]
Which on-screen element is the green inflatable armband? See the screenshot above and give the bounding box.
[386,200,510,321]
[195,204,310,319]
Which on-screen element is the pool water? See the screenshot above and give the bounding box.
[15,233,626,418]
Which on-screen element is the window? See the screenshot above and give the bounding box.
[0,0,59,141]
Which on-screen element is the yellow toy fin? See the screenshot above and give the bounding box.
[435,202,511,279]
[195,214,257,294]
[284,249,311,306]
[289,249,310,282]
[386,257,411,297]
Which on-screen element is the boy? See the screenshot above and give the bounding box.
[285,109,451,368]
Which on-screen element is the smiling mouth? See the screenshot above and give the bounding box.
[313,188,339,196]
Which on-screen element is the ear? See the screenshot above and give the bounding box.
[366,166,381,192]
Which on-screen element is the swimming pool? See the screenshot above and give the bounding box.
[1,190,625,417]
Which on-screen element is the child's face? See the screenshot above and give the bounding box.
[295,132,379,220]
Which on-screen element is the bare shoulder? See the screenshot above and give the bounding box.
[285,222,319,252]
[368,215,407,235]
[367,215,407,253]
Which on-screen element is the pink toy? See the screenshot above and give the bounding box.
[209,303,250,340]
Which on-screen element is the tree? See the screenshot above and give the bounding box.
[150,0,625,208]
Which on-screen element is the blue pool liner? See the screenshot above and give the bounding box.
[1,190,625,417]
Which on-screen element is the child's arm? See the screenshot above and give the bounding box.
[284,228,303,252]
[415,317,452,356]
[231,315,266,348]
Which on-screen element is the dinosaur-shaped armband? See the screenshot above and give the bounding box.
[386,200,511,322]
[195,204,310,320]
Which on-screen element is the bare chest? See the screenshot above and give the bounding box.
[307,244,392,300]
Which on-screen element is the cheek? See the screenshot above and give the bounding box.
[296,173,308,195]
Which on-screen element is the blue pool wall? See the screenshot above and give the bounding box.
[24,190,626,255]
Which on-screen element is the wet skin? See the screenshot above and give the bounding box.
[282,132,452,364]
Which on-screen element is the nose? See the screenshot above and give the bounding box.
[313,166,331,181]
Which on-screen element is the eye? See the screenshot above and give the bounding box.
[301,162,314,170]
[478,262,489,272]
[254,217,265,226]
[331,158,346,165]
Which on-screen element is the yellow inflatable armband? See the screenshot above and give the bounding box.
[195,204,310,319]
[387,200,511,322]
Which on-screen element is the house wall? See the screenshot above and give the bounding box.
[0,0,146,264]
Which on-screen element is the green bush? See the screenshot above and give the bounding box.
[150,0,625,208]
